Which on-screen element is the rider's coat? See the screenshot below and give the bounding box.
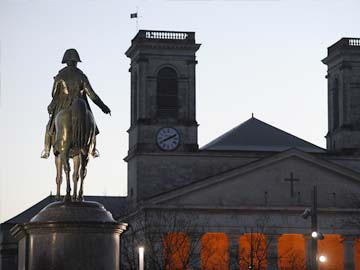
[47,66,103,135]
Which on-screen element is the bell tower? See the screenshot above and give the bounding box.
[125,30,201,203]
[125,30,201,156]
[323,38,360,154]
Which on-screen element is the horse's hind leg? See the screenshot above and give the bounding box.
[72,155,80,201]
[55,155,62,200]
[61,153,71,201]
[78,154,89,201]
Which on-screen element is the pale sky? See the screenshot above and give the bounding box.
[1,0,360,223]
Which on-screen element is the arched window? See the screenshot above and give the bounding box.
[163,232,190,270]
[333,78,339,130]
[240,233,267,270]
[131,70,138,124]
[201,233,229,270]
[157,67,178,118]
[278,234,306,270]
[318,234,344,270]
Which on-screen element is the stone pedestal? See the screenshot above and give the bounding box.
[11,201,127,270]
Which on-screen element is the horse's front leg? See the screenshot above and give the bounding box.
[55,155,62,200]
[72,155,80,201]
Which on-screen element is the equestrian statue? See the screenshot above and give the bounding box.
[41,49,111,201]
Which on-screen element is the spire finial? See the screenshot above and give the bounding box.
[252,112,254,118]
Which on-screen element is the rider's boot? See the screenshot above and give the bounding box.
[41,131,51,159]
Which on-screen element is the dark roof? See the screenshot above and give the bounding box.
[201,117,326,153]
[3,195,127,224]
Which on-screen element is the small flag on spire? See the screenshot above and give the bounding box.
[130,13,138,19]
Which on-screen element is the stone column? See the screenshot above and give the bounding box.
[190,233,202,270]
[267,234,280,270]
[343,235,355,270]
[228,234,240,270]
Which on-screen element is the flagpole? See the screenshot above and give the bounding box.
[136,6,139,32]
[130,8,140,33]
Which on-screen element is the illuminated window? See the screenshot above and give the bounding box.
[164,232,190,270]
[201,233,229,270]
[318,234,343,270]
[278,234,306,270]
[355,238,360,270]
[157,67,178,118]
[240,233,267,270]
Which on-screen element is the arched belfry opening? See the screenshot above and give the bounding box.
[157,67,178,119]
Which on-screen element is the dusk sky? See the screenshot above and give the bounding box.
[1,0,360,222]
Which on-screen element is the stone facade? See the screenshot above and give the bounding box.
[122,32,360,270]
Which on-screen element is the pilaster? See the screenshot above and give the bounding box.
[228,234,240,270]
[343,235,356,270]
[189,233,202,270]
[267,234,280,270]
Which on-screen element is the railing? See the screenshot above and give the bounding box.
[132,30,195,44]
[349,38,360,46]
[328,38,360,54]
[145,31,189,40]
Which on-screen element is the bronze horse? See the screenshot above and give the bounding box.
[53,98,96,201]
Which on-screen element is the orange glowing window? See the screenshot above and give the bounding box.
[355,238,360,270]
[317,234,343,270]
[163,232,190,270]
[240,233,267,270]
[201,233,229,270]
[278,234,306,270]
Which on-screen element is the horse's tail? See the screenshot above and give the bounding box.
[71,99,89,150]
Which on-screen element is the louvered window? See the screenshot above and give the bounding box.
[157,67,178,118]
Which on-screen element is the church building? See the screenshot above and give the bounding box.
[2,31,360,270]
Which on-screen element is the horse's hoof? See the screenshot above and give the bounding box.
[64,194,71,202]
[55,195,61,201]
[41,150,50,159]
[72,195,77,201]
[92,149,100,158]
[77,196,84,202]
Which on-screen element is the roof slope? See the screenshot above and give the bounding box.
[3,195,127,224]
[201,117,326,153]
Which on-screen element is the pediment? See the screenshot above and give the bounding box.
[147,149,360,208]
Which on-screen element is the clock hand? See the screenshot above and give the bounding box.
[160,134,177,144]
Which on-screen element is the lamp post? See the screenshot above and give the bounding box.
[301,185,324,270]
[138,246,144,270]
[311,185,318,270]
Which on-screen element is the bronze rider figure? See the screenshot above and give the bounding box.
[41,48,111,159]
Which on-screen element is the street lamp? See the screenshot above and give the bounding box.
[138,246,144,270]
[319,255,326,263]
[311,231,324,240]
[301,185,324,270]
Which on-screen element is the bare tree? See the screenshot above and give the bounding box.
[228,217,306,270]
[278,247,306,270]
[121,213,306,270]
[120,209,215,270]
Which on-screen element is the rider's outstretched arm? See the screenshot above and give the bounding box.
[83,76,111,115]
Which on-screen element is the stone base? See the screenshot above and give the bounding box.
[11,201,127,270]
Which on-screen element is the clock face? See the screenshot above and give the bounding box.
[157,127,180,151]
